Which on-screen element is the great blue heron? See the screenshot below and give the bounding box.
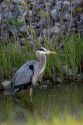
[12,47,56,97]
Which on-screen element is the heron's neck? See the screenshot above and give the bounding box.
[36,53,47,68]
[39,54,46,66]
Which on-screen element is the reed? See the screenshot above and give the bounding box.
[0,35,82,81]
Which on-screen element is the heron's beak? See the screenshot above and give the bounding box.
[49,51,56,54]
[45,50,56,54]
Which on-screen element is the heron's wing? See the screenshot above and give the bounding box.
[12,60,38,86]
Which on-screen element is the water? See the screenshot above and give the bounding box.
[0,84,83,125]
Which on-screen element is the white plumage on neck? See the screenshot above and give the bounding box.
[32,51,46,84]
[36,51,46,73]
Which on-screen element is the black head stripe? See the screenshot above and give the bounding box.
[38,47,45,51]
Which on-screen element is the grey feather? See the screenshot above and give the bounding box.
[12,60,38,87]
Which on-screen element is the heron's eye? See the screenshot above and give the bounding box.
[38,48,46,51]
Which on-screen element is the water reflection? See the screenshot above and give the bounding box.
[0,92,41,124]
[12,99,34,124]
[0,84,83,124]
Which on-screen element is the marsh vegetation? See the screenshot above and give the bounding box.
[0,35,83,83]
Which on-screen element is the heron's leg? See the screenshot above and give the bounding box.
[29,87,33,102]
[21,86,24,96]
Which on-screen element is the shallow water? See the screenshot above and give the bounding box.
[0,84,83,125]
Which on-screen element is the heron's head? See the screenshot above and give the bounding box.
[36,47,56,55]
